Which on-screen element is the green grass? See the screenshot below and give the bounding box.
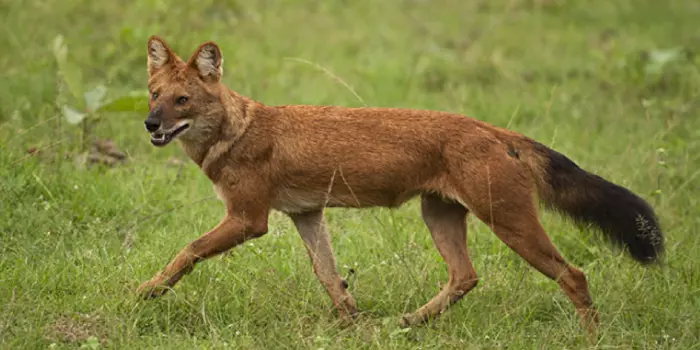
[2,0,700,348]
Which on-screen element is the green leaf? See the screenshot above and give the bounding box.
[84,85,107,112]
[51,35,67,63]
[645,47,682,76]
[97,91,149,113]
[389,327,411,338]
[52,35,85,106]
[62,105,87,125]
[80,336,100,349]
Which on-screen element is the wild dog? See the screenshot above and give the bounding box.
[137,36,664,332]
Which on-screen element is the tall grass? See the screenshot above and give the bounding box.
[1,0,699,348]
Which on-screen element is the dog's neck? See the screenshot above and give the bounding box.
[180,88,253,180]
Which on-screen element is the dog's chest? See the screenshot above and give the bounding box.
[213,185,227,202]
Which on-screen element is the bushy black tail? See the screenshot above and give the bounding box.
[530,142,664,264]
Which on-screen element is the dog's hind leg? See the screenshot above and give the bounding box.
[468,179,599,335]
[400,193,478,327]
[484,212,598,334]
[290,210,358,323]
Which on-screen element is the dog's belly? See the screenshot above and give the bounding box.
[271,188,328,214]
[270,185,420,214]
[217,184,408,215]
[214,185,327,214]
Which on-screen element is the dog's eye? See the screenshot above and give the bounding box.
[176,96,189,105]
[151,92,159,100]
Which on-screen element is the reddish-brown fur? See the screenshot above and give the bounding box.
[137,36,664,334]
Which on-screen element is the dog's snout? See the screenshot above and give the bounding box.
[144,118,161,132]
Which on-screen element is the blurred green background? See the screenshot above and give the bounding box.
[1,0,699,349]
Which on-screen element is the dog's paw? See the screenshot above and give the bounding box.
[136,277,170,299]
[338,310,360,328]
[399,313,423,328]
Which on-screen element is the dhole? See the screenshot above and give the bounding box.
[137,36,664,332]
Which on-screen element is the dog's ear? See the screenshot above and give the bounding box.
[147,36,177,76]
[187,41,223,83]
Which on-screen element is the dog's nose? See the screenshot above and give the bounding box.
[144,119,161,132]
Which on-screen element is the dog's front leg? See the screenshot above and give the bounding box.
[137,214,267,298]
[290,210,358,323]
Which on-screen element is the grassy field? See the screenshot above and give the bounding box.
[1,0,699,348]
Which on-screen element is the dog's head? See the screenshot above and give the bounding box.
[144,36,227,147]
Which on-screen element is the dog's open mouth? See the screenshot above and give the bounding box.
[150,123,190,147]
